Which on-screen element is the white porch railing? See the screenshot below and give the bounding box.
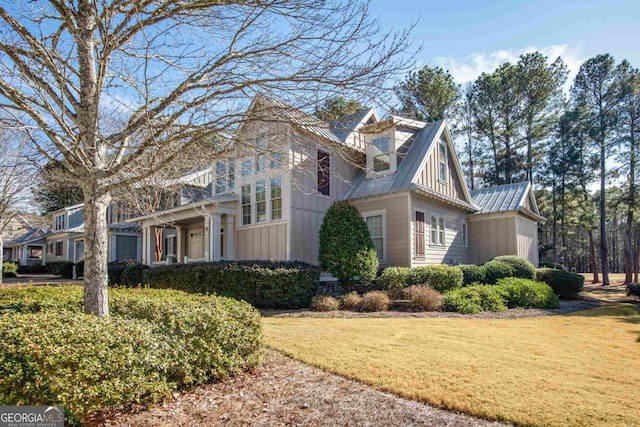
[26,258,44,266]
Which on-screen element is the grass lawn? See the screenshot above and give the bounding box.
[263,303,640,427]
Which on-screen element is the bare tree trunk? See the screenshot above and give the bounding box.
[0,235,4,286]
[155,228,163,262]
[635,229,640,282]
[552,184,558,264]
[624,211,634,283]
[599,139,610,285]
[83,190,112,317]
[588,229,600,283]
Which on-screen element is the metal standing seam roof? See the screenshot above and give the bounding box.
[469,181,531,214]
[329,109,376,142]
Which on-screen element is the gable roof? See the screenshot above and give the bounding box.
[470,181,543,221]
[329,108,378,142]
[6,227,50,246]
[343,120,476,211]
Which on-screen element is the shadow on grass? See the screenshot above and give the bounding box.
[568,302,640,342]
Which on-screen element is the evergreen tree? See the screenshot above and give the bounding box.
[395,65,459,121]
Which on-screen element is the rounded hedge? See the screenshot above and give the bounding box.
[376,267,412,291]
[442,285,507,314]
[2,262,18,278]
[459,264,485,286]
[535,268,584,299]
[411,264,463,292]
[310,295,340,311]
[492,256,536,280]
[482,260,515,285]
[496,277,559,309]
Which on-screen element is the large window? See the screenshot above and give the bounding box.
[215,160,226,194]
[164,235,177,257]
[54,214,65,231]
[430,215,446,246]
[55,241,63,257]
[256,136,267,172]
[256,180,266,223]
[438,139,448,182]
[271,177,282,220]
[241,184,252,225]
[462,221,468,248]
[415,211,425,256]
[317,149,330,196]
[47,242,53,254]
[228,157,235,190]
[241,158,252,177]
[365,213,384,260]
[270,152,282,169]
[372,137,392,172]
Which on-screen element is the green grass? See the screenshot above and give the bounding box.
[263,304,640,427]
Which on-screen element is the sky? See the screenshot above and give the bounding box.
[370,0,640,87]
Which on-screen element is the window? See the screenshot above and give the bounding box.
[317,149,330,196]
[47,242,53,254]
[54,214,65,231]
[256,136,267,172]
[228,157,235,190]
[215,160,226,194]
[438,139,448,182]
[241,158,252,177]
[164,235,177,257]
[241,184,251,225]
[271,177,282,220]
[256,180,266,223]
[430,215,446,246]
[415,211,425,256]
[462,221,468,248]
[365,214,384,260]
[270,152,282,169]
[372,137,391,172]
[55,241,63,257]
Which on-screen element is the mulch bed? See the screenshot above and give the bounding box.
[98,350,506,427]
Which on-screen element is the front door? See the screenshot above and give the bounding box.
[188,229,204,260]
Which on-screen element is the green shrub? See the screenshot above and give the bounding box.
[45,261,75,279]
[0,286,263,423]
[411,264,463,292]
[403,285,442,311]
[120,263,150,287]
[359,291,390,312]
[496,278,559,309]
[442,285,507,314]
[144,261,320,309]
[535,268,584,299]
[340,291,362,310]
[627,283,640,299]
[539,260,566,270]
[376,267,412,291]
[17,264,47,274]
[75,260,84,278]
[319,201,379,291]
[459,264,485,286]
[310,295,340,311]
[492,256,536,280]
[2,262,18,278]
[108,259,140,286]
[482,260,515,285]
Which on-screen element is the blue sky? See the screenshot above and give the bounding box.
[371,0,639,85]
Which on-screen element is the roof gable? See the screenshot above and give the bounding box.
[470,181,543,221]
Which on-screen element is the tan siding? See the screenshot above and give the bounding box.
[416,140,465,200]
[351,193,410,268]
[45,236,68,263]
[236,222,287,260]
[410,195,470,266]
[517,215,539,266]
[468,214,517,264]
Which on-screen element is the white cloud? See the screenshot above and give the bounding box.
[432,44,586,91]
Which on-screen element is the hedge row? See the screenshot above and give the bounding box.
[17,261,75,278]
[0,286,263,424]
[376,264,463,292]
[535,268,584,299]
[143,261,320,309]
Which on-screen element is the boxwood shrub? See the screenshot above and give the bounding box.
[411,264,463,292]
[45,261,75,279]
[143,260,320,309]
[2,262,18,278]
[442,285,507,314]
[535,268,584,299]
[459,264,485,286]
[482,260,515,285]
[491,256,536,280]
[376,267,412,291]
[497,277,559,309]
[0,286,263,424]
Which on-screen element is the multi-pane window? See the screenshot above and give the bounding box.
[270,152,282,169]
[215,160,226,194]
[228,157,235,190]
[365,214,384,260]
[415,211,425,256]
[372,137,391,172]
[430,215,446,246]
[256,137,267,172]
[271,177,282,220]
[47,242,53,254]
[54,214,65,231]
[241,159,252,177]
[462,221,468,247]
[55,241,63,257]
[256,180,266,223]
[241,184,252,225]
[164,235,177,257]
[317,149,330,196]
[439,139,448,182]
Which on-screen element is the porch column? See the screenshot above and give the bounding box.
[142,226,149,265]
[225,215,235,260]
[210,214,222,262]
[136,235,142,263]
[175,226,183,263]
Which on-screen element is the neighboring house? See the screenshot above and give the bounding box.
[132,95,543,268]
[3,213,49,265]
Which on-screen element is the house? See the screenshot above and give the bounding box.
[132,95,543,268]
[3,213,49,265]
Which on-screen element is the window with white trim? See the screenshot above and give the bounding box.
[256,180,266,223]
[241,158,252,177]
[164,235,177,257]
[54,214,65,231]
[372,137,392,172]
[55,241,63,257]
[430,215,445,246]
[270,152,282,169]
[256,136,267,172]
[241,184,251,225]
[438,139,448,182]
[462,221,468,247]
[47,242,53,254]
[271,177,282,220]
[215,160,226,194]
[415,211,425,256]
[228,157,235,190]
[365,214,384,260]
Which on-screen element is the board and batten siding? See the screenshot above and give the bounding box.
[351,193,411,268]
[468,214,517,264]
[415,139,466,201]
[410,194,470,266]
[517,215,539,266]
[236,222,287,260]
